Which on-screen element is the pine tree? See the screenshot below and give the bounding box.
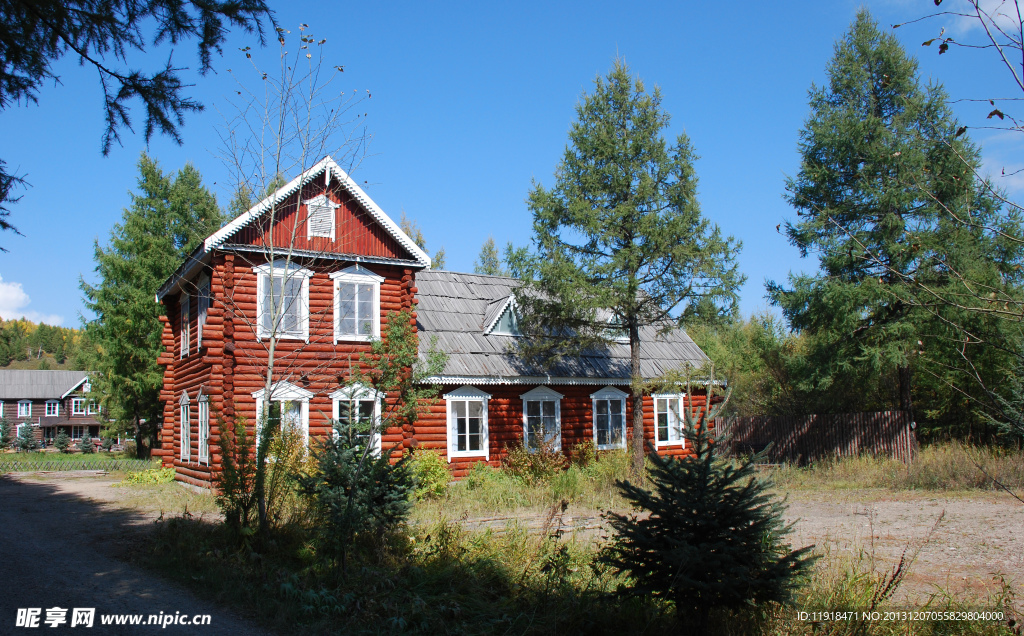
[514,60,743,476]
[54,429,71,453]
[768,11,1017,424]
[602,409,814,633]
[81,153,225,458]
[473,237,507,276]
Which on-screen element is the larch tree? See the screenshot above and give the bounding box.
[768,10,1013,424]
[81,153,224,458]
[514,61,743,477]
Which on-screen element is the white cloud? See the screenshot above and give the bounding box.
[940,0,1020,36]
[0,275,64,326]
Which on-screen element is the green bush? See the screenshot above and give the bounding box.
[101,437,114,452]
[121,467,176,485]
[408,449,450,500]
[569,439,597,468]
[54,430,71,453]
[78,432,95,453]
[0,417,12,450]
[504,443,568,483]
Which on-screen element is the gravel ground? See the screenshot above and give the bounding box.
[0,472,268,635]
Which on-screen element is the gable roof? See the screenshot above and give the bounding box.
[156,156,430,301]
[0,370,91,400]
[415,271,711,385]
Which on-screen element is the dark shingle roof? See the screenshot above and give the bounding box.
[0,370,90,400]
[415,271,709,384]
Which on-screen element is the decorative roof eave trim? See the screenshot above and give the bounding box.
[59,374,90,400]
[218,244,422,268]
[202,156,431,267]
[420,375,725,387]
[155,245,212,302]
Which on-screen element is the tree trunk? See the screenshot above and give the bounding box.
[133,415,151,459]
[629,321,644,480]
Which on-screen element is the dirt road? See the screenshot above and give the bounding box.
[0,473,268,635]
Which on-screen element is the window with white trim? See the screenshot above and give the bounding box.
[445,386,490,460]
[180,392,191,463]
[71,398,86,416]
[71,425,85,440]
[485,297,522,337]
[180,295,191,358]
[331,384,382,455]
[87,400,99,415]
[654,394,686,446]
[198,393,210,464]
[45,400,59,417]
[304,194,340,240]
[198,278,211,347]
[18,400,31,418]
[253,381,312,446]
[255,261,313,341]
[331,265,382,341]
[520,386,562,451]
[592,386,628,450]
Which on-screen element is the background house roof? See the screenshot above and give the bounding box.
[0,370,91,400]
[415,271,710,385]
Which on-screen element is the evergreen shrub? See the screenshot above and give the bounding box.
[54,430,71,453]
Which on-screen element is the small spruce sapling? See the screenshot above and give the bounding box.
[601,382,815,634]
[78,432,96,453]
[54,430,71,453]
[16,424,37,452]
[0,416,12,450]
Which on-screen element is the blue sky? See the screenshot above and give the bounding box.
[0,0,1019,327]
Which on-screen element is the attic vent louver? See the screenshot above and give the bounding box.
[305,194,338,240]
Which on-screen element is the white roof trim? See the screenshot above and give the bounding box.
[421,375,724,388]
[252,380,314,401]
[519,386,564,400]
[591,386,629,400]
[252,260,314,277]
[329,264,385,283]
[329,383,380,401]
[443,385,492,400]
[204,156,431,267]
[179,390,191,405]
[483,296,516,335]
[59,375,90,400]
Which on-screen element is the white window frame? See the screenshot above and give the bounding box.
[87,400,99,415]
[180,391,191,463]
[330,384,383,456]
[197,277,211,348]
[71,398,87,416]
[45,400,59,417]
[591,386,628,451]
[445,386,490,461]
[17,400,31,418]
[71,425,85,440]
[520,386,562,451]
[304,193,340,240]
[483,296,522,337]
[330,265,383,342]
[180,295,191,358]
[198,392,210,465]
[0,402,4,418]
[654,393,687,448]
[253,381,312,445]
[254,261,313,341]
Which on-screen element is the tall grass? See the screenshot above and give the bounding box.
[769,442,1024,492]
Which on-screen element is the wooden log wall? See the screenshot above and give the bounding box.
[158,248,416,488]
[713,411,917,465]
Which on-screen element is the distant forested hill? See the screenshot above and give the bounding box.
[0,319,87,370]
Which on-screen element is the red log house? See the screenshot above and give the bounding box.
[155,156,715,487]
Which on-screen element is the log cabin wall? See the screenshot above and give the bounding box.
[415,384,708,479]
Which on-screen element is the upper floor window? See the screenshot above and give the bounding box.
[45,400,59,417]
[72,398,87,416]
[88,400,99,415]
[654,394,686,447]
[254,261,313,341]
[331,265,382,341]
[304,194,340,240]
[17,400,31,417]
[180,295,191,358]
[445,386,490,460]
[591,386,628,450]
[331,384,382,455]
[197,277,211,347]
[520,386,562,451]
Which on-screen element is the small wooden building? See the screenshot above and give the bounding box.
[154,156,715,487]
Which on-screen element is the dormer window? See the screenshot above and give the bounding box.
[484,296,521,336]
[304,194,340,240]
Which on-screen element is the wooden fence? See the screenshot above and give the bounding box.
[713,411,917,465]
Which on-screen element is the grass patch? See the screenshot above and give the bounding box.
[113,481,220,518]
[768,442,1024,492]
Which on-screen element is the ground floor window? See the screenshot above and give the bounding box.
[591,386,628,450]
[180,392,191,462]
[520,386,563,452]
[654,394,685,446]
[71,425,86,440]
[253,382,313,448]
[198,396,210,464]
[445,386,490,461]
